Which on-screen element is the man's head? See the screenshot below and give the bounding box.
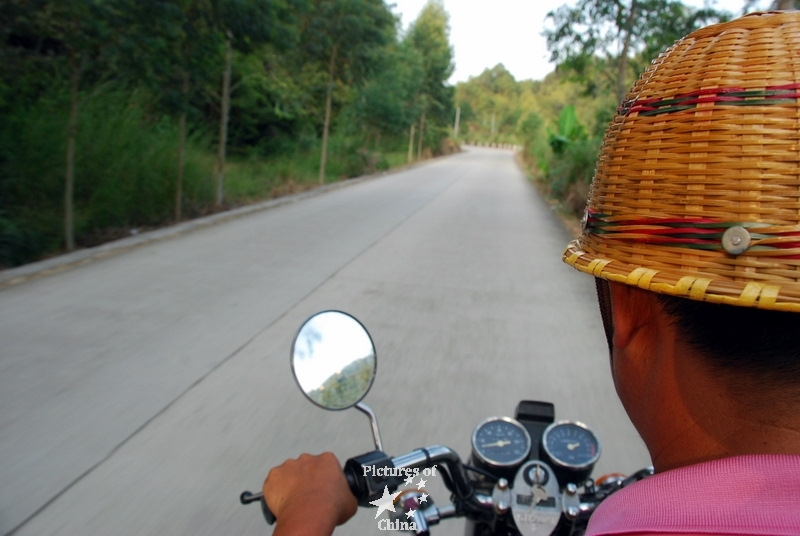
[596,279,800,471]
[563,12,800,466]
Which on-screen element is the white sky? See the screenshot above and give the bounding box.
[389,0,773,84]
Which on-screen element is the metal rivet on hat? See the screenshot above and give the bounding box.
[722,226,751,255]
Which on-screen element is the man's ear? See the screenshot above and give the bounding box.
[607,282,659,349]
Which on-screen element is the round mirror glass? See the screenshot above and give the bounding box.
[291,311,377,410]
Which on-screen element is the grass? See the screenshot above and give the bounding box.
[0,91,428,268]
[1,89,214,265]
[223,152,319,204]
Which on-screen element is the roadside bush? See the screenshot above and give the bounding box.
[545,137,600,217]
[0,85,449,268]
[0,88,212,265]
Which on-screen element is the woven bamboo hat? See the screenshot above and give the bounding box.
[563,11,800,312]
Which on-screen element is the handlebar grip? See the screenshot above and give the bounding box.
[260,496,276,525]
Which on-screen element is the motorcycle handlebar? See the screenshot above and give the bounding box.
[390,446,479,504]
[242,446,648,528]
[244,445,482,526]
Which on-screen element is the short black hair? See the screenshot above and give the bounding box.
[657,294,800,388]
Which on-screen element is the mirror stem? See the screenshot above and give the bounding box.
[356,402,384,451]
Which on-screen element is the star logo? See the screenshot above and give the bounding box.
[405,508,416,519]
[416,478,427,490]
[404,475,415,487]
[418,492,428,504]
[368,486,402,519]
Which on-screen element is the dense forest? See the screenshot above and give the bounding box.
[0,0,455,267]
[1,0,776,268]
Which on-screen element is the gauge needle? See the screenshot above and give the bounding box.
[481,440,511,448]
[567,442,581,450]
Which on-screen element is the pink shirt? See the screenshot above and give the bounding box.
[587,455,800,535]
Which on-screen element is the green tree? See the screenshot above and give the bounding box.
[206,0,305,205]
[406,0,455,156]
[297,0,394,184]
[349,36,424,145]
[544,0,730,102]
[110,0,221,221]
[517,111,543,156]
[223,43,313,153]
[1,0,112,251]
[456,64,522,143]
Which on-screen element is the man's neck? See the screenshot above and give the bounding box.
[649,348,800,472]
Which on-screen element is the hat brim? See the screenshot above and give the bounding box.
[564,237,800,312]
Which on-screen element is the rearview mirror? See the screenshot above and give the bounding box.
[290,311,377,410]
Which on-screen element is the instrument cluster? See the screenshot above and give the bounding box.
[470,415,600,485]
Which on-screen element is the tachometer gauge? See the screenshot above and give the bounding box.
[471,416,532,471]
[540,421,600,485]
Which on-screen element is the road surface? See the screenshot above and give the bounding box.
[0,147,650,535]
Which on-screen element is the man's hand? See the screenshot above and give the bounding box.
[263,452,357,536]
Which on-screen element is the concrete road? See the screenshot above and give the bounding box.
[0,147,650,535]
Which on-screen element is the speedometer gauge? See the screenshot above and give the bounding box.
[471,416,532,469]
[541,421,600,484]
